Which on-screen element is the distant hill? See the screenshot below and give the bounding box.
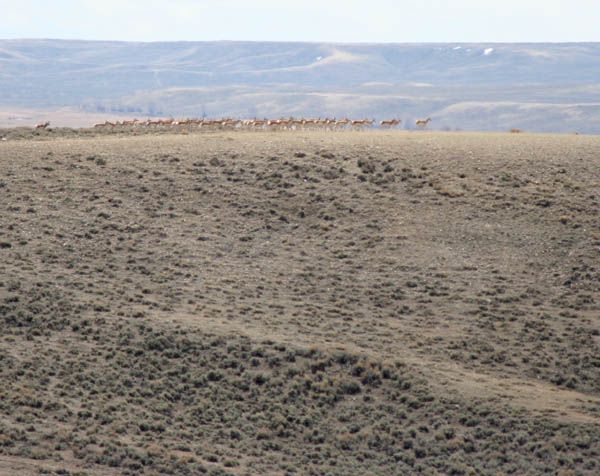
[1,39,600,132]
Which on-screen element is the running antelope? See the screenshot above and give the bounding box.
[351,119,375,130]
[380,119,402,129]
[335,118,351,130]
[415,118,432,129]
[35,121,50,129]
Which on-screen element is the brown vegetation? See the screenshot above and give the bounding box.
[0,129,598,475]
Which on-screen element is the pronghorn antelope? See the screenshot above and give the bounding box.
[35,121,50,129]
[267,118,289,130]
[93,119,140,128]
[87,115,414,133]
[249,119,267,129]
[220,119,241,129]
[93,121,115,128]
[380,119,402,129]
[290,118,305,130]
[335,118,351,130]
[316,118,333,129]
[415,117,432,129]
[301,118,317,130]
[351,119,375,130]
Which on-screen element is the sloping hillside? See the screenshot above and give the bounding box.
[0,131,599,475]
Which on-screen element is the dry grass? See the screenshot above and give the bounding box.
[0,129,599,475]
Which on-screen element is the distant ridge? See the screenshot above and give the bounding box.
[2,39,600,132]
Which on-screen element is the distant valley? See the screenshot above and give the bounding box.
[1,39,600,132]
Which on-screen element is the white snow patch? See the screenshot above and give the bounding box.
[483,48,494,56]
[453,46,462,50]
[523,49,553,59]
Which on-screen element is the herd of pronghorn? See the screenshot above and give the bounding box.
[35,117,433,131]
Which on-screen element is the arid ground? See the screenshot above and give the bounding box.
[0,129,598,475]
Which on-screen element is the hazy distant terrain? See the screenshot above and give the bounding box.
[2,39,600,131]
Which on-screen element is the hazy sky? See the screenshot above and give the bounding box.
[1,0,598,43]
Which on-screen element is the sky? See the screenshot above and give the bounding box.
[1,0,599,43]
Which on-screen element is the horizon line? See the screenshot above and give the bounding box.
[2,38,600,46]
